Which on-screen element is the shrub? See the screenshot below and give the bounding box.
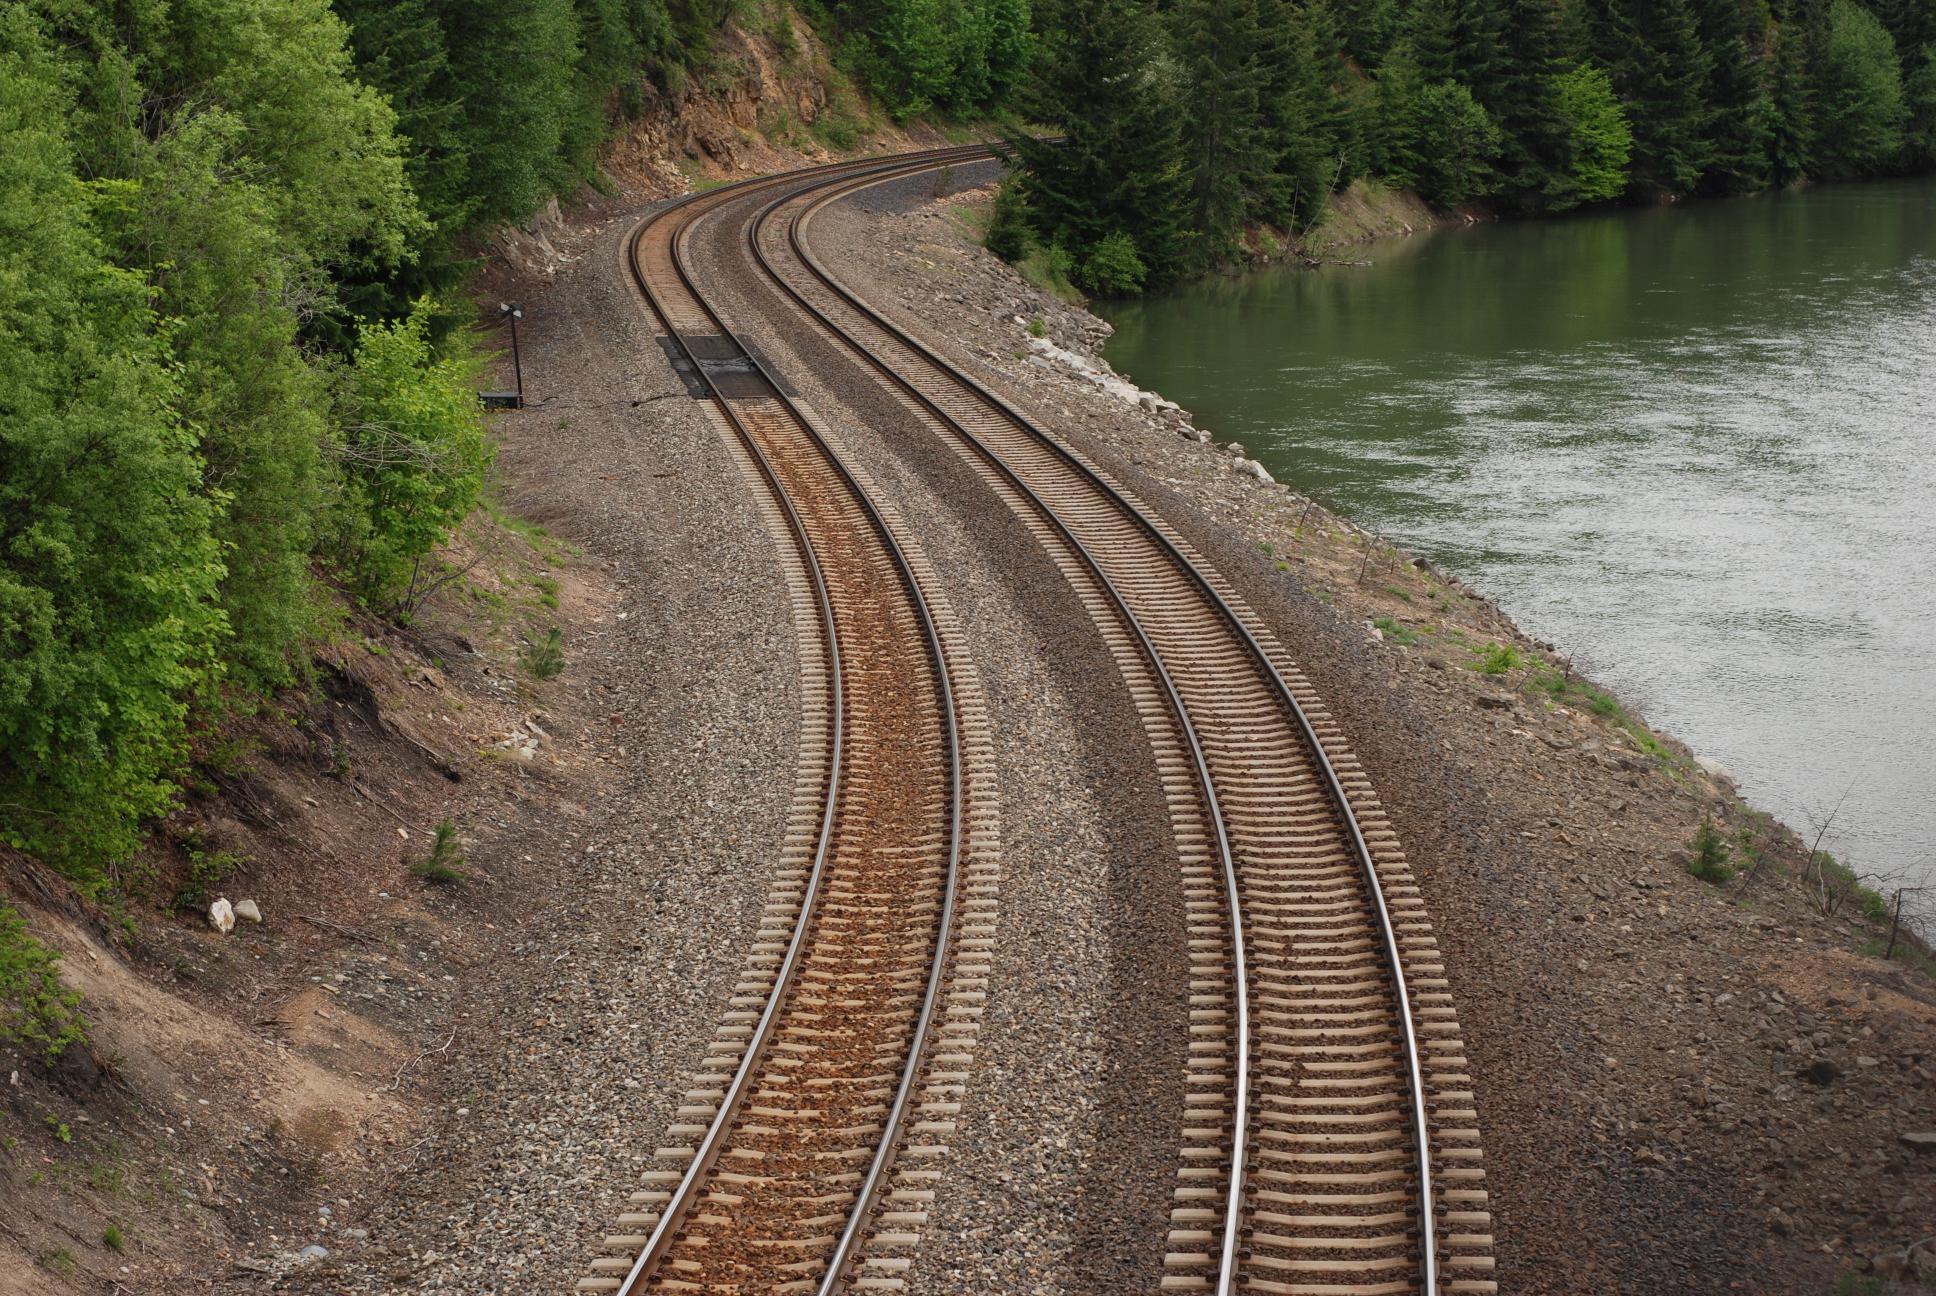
[983,178,1031,263]
[0,905,86,1059]
[1474,642,1523,675]
[332,302,493,618]
[1078,231,1149,296]
[1686,817,1734,884]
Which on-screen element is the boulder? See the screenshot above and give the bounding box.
[207,898,235,935]
[234,898,262,924]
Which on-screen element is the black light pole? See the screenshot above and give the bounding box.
[500,301,524,403]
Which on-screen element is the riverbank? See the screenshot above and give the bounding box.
[821,174,1936,1292]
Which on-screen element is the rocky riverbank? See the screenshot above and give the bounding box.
[814,173,1936,1294]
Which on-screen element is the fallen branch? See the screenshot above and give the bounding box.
[298,913,386,948]
[383,1026,457,1094]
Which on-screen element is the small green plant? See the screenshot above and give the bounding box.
[532,575,560,610]
[1015,243,1081,302]
[984,178,1030,262]
[810,108,863,152]
[39,1249,77,1276]
[1373,617,1422,647]
[1382,585,1413,602]
[103,1223,125,1252]
[412,820,467,886]
[1,906,86,1058]
[1686,817,1734,884]
[171,846,244,915]
[46,1116,72,1144]
[1027,316,1046,339]
[520,628,565,680]
[1473,642,1523,675]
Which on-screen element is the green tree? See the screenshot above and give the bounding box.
[1696,0,1774,190]
[1175,0,1276,249]
[0,8,226,876]
[1766,0,1819,179]
[1906,41,1936,165]
[332,306,494,615]
[438,0,585,228]
[1555,60,1636,201]
[1486,0,1577,209]
[1813,0,1908,172]
[1377,48,1505,201]
[1594,0,1715,192]
[1008,0,1192,281]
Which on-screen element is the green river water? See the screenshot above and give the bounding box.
[1099,179,1936,908]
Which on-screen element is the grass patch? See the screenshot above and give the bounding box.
[103,1224,124,1252]
[411,820,467,887]
[810,108,866,152]
[1381,585,1413,602]
[531,575,560,610]
[1027,316,1046,339]
[1471,642,1523,675]
[1015,245,1081,303]
[1373,616,1422,647]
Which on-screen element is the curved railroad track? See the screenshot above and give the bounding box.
[587,145,1494,1295]
[580,151,999,1295]
[737,152,1498,1295]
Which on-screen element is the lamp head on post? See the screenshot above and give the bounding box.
[480,302,526,409]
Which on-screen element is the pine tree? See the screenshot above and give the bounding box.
[1008,0,1192,280]
[1485,0,1576,209]
[1696,0,1773,191]
[1906,41,1936,165]
[1259,0,1342,226]
[1767,0,1820,178]
[1595,0,1715,192]
[1174,0,1276,249]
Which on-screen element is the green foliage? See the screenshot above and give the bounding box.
[1908,43,1936,166]
[1378,51,1505,203]
[1555,61,1635,203]
[1594,0,1715,194]
[170,843,245,916]
[1373,616,1422,645]
[520,627,567,679]
[827,0,1031,118]
[0,11,227,878]
[1007,0,1193,283]
[332,306,494,616]
[412,819,467,885]
[1686,816,1735,883]
[0,905,87,1059]
[103,1224,125,1252]
[1473,641,1524,673]
[984,176,1032,261]
[1077,230,1149,294]
[1814,0,1910,174]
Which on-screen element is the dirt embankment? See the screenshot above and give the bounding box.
[817,179,1936,1293]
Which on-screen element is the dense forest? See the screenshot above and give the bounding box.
[3,0,1933,1045]
[998,0,1936,291]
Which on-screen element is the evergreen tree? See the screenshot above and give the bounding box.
[437,0,585,229]
[1485,0,1576,209]
[1376,43,1504,200]
[1259,0,1344,226]
[1813,0,1908,171]
[1174,0,1276,249]
[1595,0,1715,192]
[1696,0,1774,190]
[1766,0,1820,178]
[1008,0,1192,281]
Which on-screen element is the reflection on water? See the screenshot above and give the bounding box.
[1100,180,1936,904]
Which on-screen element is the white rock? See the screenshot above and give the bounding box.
[234,898,262,924]
[1239,459,1276,484]
[207,898,235,934]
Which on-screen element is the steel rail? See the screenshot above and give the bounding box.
[761,154,1440,1295]
[612,148,974,1296]
[738,163,1251,1292]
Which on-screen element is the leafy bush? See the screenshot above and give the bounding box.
[0,14,227,881]
[1078,231,1149,296]
[1473,642,1523,675]
[0,905,86,1059]
[1554,63,1634,207]
[332,304,493,617]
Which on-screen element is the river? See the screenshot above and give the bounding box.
[1098,178,1936,912]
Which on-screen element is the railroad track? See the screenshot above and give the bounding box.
[580,152,999,1294]
[731,152,1500,1295]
